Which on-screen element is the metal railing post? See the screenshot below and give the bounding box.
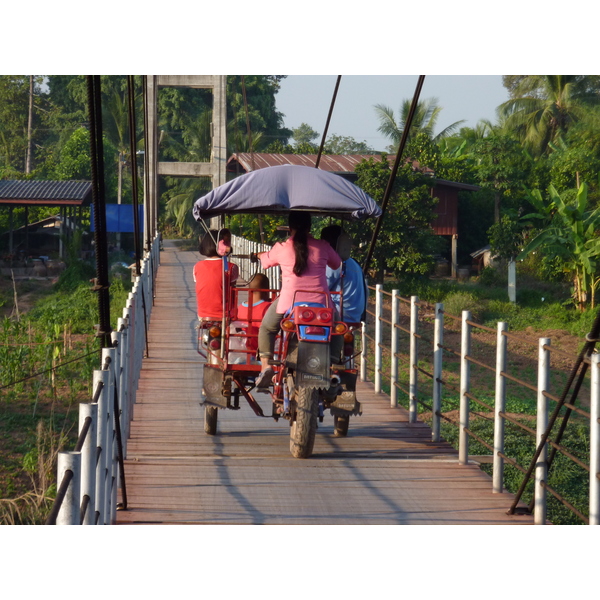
[360,321,367,382]
[493,322,508,493]
[432,303,444,442]
[535,338,551,525]
[79,402,98,525]
[56,451,81,525]
[94,367,109,524]
[590,353,600,525]
[459,310,472,465]
[409,296,419,423]
[390,289,399,408]
[374,284,382,393]
[102,347,118,524]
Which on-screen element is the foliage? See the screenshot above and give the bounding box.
[352,155,439,278]
[375,97,465,152]
[518,182,600,309]
[488,213,525,259]
[498,75,600,157]
[291,122,319,145]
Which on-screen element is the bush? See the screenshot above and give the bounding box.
[442,291,486,322]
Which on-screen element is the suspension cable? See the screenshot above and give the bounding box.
[127,75,142,277]
[86,75,112,348]
[362,75,426,275]
[315,76,341,168]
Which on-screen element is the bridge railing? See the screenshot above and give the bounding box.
[362,284,600,525]
[46,235,160,525]
[230,234,280,288]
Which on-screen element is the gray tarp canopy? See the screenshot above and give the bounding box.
[193,165,382,221]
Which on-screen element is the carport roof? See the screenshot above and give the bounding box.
[0,180,93,206]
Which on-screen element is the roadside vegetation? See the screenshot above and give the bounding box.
[0,255,131,524]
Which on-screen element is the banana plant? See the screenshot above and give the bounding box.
[518,182,600,309]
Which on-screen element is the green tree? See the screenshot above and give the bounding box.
[291,122,320,146]
[324,134,374,155]
[227,75,291,152]
[518,182,600,309]
[374,97,465,152]
[473,134,532,223]
[498,75,599,156]
[352,155,439,278]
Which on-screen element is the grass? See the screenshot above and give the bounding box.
[0,261,132,524]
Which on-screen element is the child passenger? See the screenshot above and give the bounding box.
[237,273,271,352]
[194,230,239,321]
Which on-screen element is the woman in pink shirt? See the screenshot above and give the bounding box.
[254,211,341,390]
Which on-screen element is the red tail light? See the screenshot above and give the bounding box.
[318,310,332,322]
[301,309,315,322]
[305,326,326,335]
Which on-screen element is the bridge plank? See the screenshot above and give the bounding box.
[116,241,534,526]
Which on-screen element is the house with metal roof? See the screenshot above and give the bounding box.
[226,153,480,277]
[0,180,92,257]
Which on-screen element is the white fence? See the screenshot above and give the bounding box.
[362,284,600,525]
[47,235,160,525]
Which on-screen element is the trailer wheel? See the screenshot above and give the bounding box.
[204,406,218,435]
[333,415,350,437]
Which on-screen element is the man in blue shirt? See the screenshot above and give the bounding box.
[320,225,368,324]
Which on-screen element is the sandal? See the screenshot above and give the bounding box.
[255,367,274,391]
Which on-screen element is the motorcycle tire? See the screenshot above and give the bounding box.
[204,405,218,435]
[333,415,350,437]
[290,387,319,458]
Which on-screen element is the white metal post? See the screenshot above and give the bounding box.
[79,402,98,525]
[590,353,600,525]
[409,296,419,423]
[360,321,367,382]
[432,303,444,442]
[459,310,472,465]
[535,337,550,525]
[56,451,81,525]
[374,284,382,393]
[493,322,508,493]
[390,289,399,408]
[102,347,118,525]
[94,368,109,525]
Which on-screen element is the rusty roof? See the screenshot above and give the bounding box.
[226,154,481,191]
[0,180,93,206]
[227,153,435,176]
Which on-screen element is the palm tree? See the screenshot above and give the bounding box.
[374,97,465,151]
[498,75,598,156]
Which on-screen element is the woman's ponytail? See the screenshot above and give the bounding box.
[289,211,311,276]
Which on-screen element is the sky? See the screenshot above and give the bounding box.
[274,75,510,152]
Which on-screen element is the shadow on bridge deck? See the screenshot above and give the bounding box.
[116,240,535,526]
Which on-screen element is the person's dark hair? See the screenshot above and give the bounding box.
[199,230,219,257]
[288,211,312,276]
[320,224,342,249]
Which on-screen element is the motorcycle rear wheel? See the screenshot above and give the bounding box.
[290,387,319,458]
[204,405,218,435]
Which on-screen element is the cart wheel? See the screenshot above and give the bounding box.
[333,415,350,437]
[204,406,218,435]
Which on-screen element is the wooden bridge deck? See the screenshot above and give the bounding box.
[116,241,534,525]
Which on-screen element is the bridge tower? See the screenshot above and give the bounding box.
[144,75,227,246]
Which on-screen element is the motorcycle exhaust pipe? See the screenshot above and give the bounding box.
[330,374,341,387]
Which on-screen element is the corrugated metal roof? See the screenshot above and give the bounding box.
[227,153,415,174]
[226,154,483,191]
[0,180,93,205]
